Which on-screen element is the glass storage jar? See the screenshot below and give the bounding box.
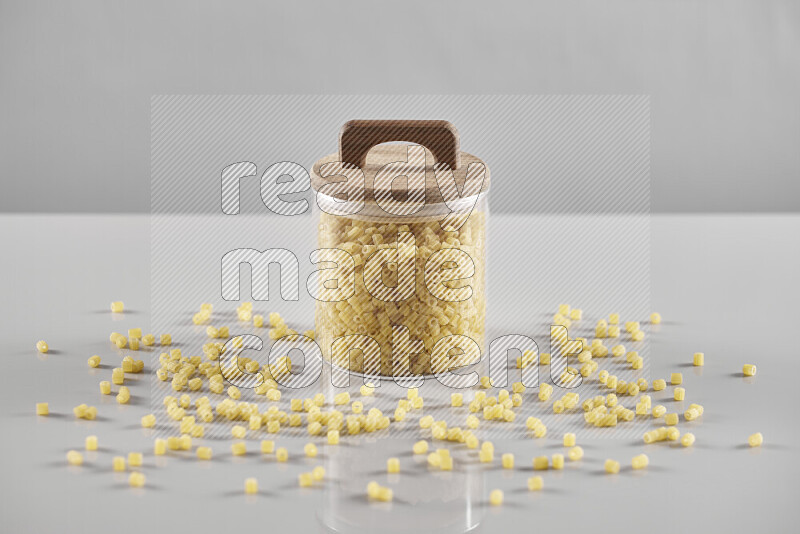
[310,120,491,377]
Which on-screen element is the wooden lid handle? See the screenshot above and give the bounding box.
[339,120,460,170]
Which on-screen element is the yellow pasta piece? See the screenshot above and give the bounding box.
[304,443,318,457]
[665,413,679,426]
[154,439,167,456]
[85,435,98,451]
[376,486,393,502]
[244,478,258,494]
[743,364,757,377]
[112,456,126,471]
[680,433,696,447]
[387,457,400,473]
[36,402,49,416]
[567,446,584,461]
[249,414,262,430]
[138,414,155,428]
[465,414,480,429]
[674,387,686,401]
[231,441,247,456]
[693,352,704,366]
[66,450,83,466]
[528,476,544,491]
[552,453,564,470]
[748,432,763,447]
[413,440,429,454]
[653,379,666,391]
[604,459,620,474]
[419,415,434,429]
[197,446,213,460]
[451,393,463,407]
[129,472,145,488]
[298,472,313,488]
[489,489,504,506]
[312,466,325,481]
[128,452,143,467]
[110,301,124,313]
[533,456,549,470]
[652,405,666,418]
[366,481,381,499]
[688,403,704,415]
[670,373,683,385]
[116,386,130,404]
[327,430,340,445]
[501,453,514,469]
[650,312,661,324]
[632,454,649,470]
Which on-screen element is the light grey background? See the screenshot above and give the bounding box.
[1,0,799,213]
[1,213,798,533]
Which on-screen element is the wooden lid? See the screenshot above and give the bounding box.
[310,120,490,206]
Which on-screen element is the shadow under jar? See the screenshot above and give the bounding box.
[310,120,491,378]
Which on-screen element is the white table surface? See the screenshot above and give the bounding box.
[1,213,798,534]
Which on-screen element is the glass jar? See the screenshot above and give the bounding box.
[310,120,491,378]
